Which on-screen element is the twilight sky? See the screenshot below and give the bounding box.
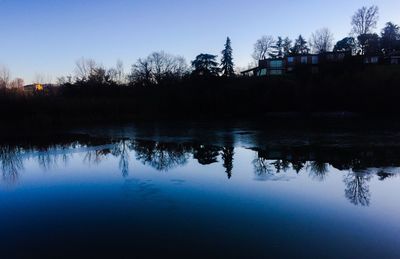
[0,0,399,83]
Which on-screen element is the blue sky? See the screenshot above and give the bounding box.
[0,0,399,83]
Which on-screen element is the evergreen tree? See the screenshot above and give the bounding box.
[291,35,310,55]
[334,37,356,53]
[381,22,400,54]
[282,37,293,57]
[220,37,235,77]
[191,54,219,76]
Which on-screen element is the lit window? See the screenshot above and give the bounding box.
[287,57,294,63]
[259,68,267,76]
[371,57,379,63]
[301,56,308,64]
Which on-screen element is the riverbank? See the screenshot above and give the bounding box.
[1,65,399,130]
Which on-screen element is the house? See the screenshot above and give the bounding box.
[24,83,54,93]
[241,51,351,77]
[241,50,400,77]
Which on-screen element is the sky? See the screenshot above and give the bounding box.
[0,0,399,83]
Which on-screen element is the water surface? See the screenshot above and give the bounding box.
[1,122,400,258]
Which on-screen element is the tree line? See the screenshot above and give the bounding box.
[1,5,398,91]
[56,5,400,88]
[253,5,400,59]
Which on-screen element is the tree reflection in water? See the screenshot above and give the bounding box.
[0,137,400,207]
[308,161,329,182]
[221,147,234,179]
[0,145,23,183]
[84,149,111,166]
[344,171,372,206]
[112,140,132,177]
[134,141,189,172]
[193,145,220,165]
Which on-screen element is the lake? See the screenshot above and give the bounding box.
[1,120,400,258]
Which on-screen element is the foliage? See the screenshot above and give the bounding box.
[291,35,310,55]
[381,22,400,54]
[358,33,380,55]
[334,37,356,53]
[221,37,235,77]
[191,54,220,76]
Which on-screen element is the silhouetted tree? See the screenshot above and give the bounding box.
[221,37,235,77]
[334,37,356,53]
[252,35,276,60]
[291,35,310,55]
[74,58,97,82]
[311,28,334,53]
[9,78,24,89]
[381,22,400,54]
[351,6,379,36]
[0,66,10,89]
[282,37,293,57]
[130,51,188,86]
[129,58,152,86]
[115,59,126,84]
[221,147,234,179]
[191,54,219,76]
[351,6,379,54]
[358,33,381,55]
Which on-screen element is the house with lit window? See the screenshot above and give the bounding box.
[240,51,359,76]
[23,83,54,93]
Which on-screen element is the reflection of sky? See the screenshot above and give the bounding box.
[1,146,400,257]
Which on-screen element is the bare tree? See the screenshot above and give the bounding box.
[252,35,276,60]
[74,58,98,81]
[129,58,153,86]
[311,28,334,53]
[351,6,379,36]
[0,66,11,88]
[129,51,188,86]
[115,59,125,84]
[9,78,24,89]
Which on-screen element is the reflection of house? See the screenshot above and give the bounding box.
[241,51,397,77]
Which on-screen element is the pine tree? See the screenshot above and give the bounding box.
[221,37,235,77]
[291,35,310,55]
[282,37,293,57]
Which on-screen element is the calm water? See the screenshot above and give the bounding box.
[1,122,400,258]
